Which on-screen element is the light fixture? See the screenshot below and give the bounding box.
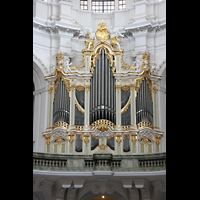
[102,196,105,199]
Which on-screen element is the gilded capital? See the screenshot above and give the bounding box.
[130,84,136,91]
[115,85,121,93]
[153,86,158,93]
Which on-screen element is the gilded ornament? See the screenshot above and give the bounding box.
[85,84,90,92]
[99,144,107,150]
[68,134,74,144]
[76,85,85,91]
[130,84,135,91]
[48,87,54,94]
[84,134,90,146]
[70,84,76,91]
[131,134,137,143]
[155,135,161,145]
[110,34,121,50]
[95,21,110,43]
[84,32,95,50]
[116,134,122,146]
[115,85,121,93]
[97,124,108,132]
[153,86,158,93]
[121,85,130,91]
[45,135,51,145]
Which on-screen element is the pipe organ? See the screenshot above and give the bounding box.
[136,78,153,124]
[53,78,70,124]
[43,21,164,155]
[90,48,116,124]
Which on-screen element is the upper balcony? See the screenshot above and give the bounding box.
[33,152,166,173]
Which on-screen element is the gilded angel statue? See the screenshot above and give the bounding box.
[84,32,95,50]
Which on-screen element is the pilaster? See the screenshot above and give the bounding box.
[152,83,159,129]
[69,79,76,129]
[130,79,137,130]
[47,81,54,127]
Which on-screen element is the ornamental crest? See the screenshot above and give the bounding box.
[96,20,110,43]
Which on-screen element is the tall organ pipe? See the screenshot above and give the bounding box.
[53,79,70,124]
[89,49,116,124]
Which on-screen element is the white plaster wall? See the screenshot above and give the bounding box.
[33,61,48,152]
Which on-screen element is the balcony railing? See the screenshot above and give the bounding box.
[33,152,166,172]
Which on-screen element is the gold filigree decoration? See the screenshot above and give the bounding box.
[76,85,85,91]
[115,84,121,93]
[91,119,115,130]
[155,135,161,145]
[96,20,110,43]
[84,134,90,146]
[138,136,154,145]
[88,43,116,74]
[85,84,90,92]
[52,136,68,146]
[121,85,130,91]
[131,134,137,143]
[110,34,121,50]
[85,32,95,49]
[68,134,74,144]
[116,134,122,146]
[137,121,153,129]
[98,144,107,150]
[48,87,54,94]
[153,86,158,93]
[97,124,109,132]
[52,121,69,129]
[45,135,51,145]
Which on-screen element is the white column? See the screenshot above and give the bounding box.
[84,80,91,130]
[69,80,76,129]
[115,80,122,129]
[88,0,91,11]
[153,86,159,129]
[130,79,137,130]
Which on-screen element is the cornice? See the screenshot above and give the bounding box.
[124,19,166,35]
[33,19,81,36]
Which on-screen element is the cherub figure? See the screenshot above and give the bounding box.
[65,60,72,72]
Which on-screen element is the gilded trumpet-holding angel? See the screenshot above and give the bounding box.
[84,32,95,50]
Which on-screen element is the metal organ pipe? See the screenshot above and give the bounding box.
[89,49,116,124]
[105,52,108,120]
[53,78,70,124]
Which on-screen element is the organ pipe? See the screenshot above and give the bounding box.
[89,49,116,124]
[136,78,153,124]
[53,78,70,124]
